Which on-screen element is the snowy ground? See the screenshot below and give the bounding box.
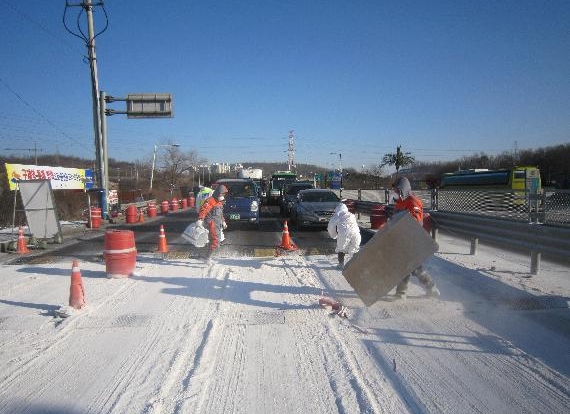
[0,229,569,414]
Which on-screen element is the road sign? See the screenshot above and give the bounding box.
[126,93,173,118]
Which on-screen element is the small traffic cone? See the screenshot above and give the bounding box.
[277,221,297,251]
[16,226,30,254]
[157,224,169,253]
[138,209,145,223]
[69,260,86,310]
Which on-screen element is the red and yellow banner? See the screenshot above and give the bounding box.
[5,163,94,191]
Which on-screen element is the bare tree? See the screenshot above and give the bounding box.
[365,164,385,189]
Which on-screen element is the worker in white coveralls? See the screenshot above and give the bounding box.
[327,201,362,269]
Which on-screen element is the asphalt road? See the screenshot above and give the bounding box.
[2,205,346,265]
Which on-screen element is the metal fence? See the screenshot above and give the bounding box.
[337,188,570,228]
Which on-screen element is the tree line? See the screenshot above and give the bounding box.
[0,142,568,226]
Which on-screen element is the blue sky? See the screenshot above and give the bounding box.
[1,0,569,171]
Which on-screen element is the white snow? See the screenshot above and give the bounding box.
[1,230,569,414]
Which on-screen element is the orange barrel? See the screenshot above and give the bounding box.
[370,205,387,229]
[88,207,102,229]
[104,230,137,278]
[181,198,188,209]
[147,201,157,218]
[188,194,195,209]
[423,212,432,233]
[343,199,356,214]
[126,204,138,224]
[161,201,170,215]
[170,198,179,212]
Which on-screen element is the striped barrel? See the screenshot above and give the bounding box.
[104,230,137,278]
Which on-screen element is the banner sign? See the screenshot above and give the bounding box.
[5,163,94,191]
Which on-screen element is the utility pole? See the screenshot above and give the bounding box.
[287,130,296,171]
[86,1,107,216]
[63,0,108,217]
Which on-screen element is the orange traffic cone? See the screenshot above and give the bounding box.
[69,260,86,309]
[138,209,145,223]
[16,226,30,254]
[157,224,169,253]
[277,221,297,251]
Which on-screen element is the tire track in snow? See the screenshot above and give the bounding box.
[139,261,233,414]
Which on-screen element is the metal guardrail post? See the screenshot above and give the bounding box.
[470,238,478,255]
[531,251,541,275]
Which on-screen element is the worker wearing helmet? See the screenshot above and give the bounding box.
[391,177,440,299]
[196,184,228,256]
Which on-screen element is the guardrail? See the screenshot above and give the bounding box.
[428,211,570,274]
[345,196,570,275]
[119,199,156,212]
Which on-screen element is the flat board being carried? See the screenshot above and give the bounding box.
[342,211,438,306]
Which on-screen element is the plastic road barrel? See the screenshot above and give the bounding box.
[125,205,138,224]
[104,230,137,278]
[181,198,188,209]
[370,205,387,230]
[188,194,195,209]
[161,201,169,215]
[147,202,157,218]
[88,207,102,229]
[170,198,179,212]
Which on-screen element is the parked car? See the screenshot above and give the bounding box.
[214,178,260,226]
[279,181,314,216]
[290,189,340,230]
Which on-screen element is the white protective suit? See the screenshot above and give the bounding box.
[327,203,361,254]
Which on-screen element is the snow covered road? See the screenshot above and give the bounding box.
[0,232,569,413]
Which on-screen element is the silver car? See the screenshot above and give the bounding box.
[290,189,340,230]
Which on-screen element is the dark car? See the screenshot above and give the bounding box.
[214,179,260,226]
[290,189,340,230]
[279,181,314,216]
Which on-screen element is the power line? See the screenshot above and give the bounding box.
[0,77,85,148]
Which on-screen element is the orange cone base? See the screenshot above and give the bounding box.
[277,241,297,251]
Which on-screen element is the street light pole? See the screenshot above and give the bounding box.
[330,152,343,197]
[149,143,180,192]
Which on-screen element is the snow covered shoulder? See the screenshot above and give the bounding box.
[0,233,569,413]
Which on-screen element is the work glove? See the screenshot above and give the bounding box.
[196,219,204,228]
[222,221,228,229]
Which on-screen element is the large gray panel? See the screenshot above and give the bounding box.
[18,180,62,240]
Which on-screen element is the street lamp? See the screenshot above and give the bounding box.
[330,152,343,197]
[149,143,180,191]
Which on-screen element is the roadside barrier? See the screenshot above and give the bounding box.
[104,230,137,278]
[147,201,157,218]
[188,194,195,209]
[161,201,169,215]
[88,207,102,229]
[126,205,138,224]
[370,205,387,230]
